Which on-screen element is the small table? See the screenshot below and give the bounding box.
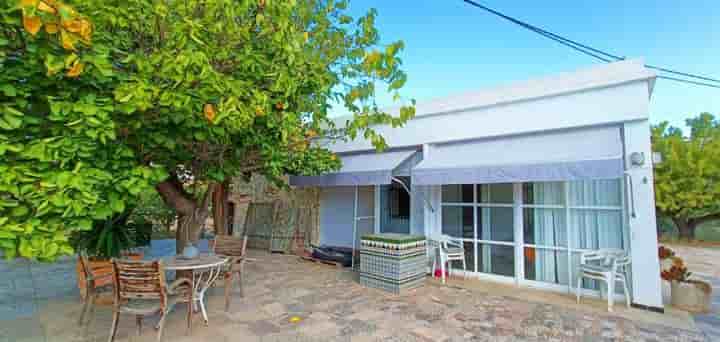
[164,254,228,325]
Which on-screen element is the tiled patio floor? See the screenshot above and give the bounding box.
[0,246,711,342]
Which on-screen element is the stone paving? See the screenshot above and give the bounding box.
[0,241,714,342]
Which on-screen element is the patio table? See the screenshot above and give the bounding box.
[163,254,228,325]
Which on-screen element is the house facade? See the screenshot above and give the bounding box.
[289,60,664,311]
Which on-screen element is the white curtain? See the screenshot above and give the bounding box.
[568,179,623,251]
[532,182,568,284]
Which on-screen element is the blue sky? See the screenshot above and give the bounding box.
[341,0,719,130]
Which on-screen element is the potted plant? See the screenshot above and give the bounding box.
[662,256,713,313]
[658,245,676,271]
[71,212,153,298]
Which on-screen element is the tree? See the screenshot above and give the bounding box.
[1,0,414,259]
[1,0,165,260]
[652,113,720,240]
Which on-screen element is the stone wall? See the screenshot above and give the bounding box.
[229,175,321,248]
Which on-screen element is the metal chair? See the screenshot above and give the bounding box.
[212,235,248,311]
[108,259,192,342]
[431,235,467,284]
[575,249,631,312]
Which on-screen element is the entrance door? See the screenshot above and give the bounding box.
[379,177,411,234]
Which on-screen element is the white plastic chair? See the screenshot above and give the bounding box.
[431,235,467,284]
[576,249,631,312]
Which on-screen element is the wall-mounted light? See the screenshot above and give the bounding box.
[630,152,645,167]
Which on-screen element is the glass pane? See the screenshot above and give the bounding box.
[442,184,473,203]
[477,207,514,242]
[568,209,623,250]
[449,241,475,274]
[523,208,567,247]
[524,247,569,285]
[568,179,621,207]
[477,244,514,277]
[523,182,564,205]
[442,206,473,239]
[478,183,514,204]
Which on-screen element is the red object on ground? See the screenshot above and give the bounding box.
[434,268,449,278]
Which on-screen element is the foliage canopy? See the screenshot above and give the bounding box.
[652,113,720,240]
[1,0,414,260]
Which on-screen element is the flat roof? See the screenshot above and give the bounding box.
[332,59,656,125]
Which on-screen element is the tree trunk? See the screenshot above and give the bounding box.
[212,181,230,236]
[673,218,697,241]
[156,176,216,254]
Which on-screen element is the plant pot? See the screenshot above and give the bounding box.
[670,280,712,313]
[76,252,144,300]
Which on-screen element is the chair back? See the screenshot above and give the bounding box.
[579,248,628,271]
[111,259,167,306]
[213,235,248,257]
[440,234,464,251]
[78,252,94,285]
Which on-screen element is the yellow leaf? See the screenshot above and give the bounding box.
[45,23,58,34]
[66,60,83,78]
[60,30,76,50]
[23,15,42,36]
[63,19,82,33]
[203,104,216,122]
[303,31,309,42]
[37,1,56,14]
[19,0,39,7]
[79,19,92,42]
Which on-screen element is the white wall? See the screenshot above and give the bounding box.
[319,186,375,248]
[623,120,663,310]
[319,187,355,247]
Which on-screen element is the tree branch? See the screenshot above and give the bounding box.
[156,174,197,216]
[690,213,720,227]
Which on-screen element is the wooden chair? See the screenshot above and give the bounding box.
[108,259,192,342]
[77,252,114,326]
[212,235,248,311]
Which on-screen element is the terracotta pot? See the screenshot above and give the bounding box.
[670,280,712,313]
[76,252,144,300]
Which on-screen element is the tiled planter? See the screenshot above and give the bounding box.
[359,234,426,294]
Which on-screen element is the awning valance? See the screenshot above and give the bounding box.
[412,126,624,185]
[290,149,418,187]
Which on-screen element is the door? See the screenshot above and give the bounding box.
[379,177,411,234]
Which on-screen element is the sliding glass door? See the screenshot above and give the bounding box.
[439,179,627,292]
[441,183,515,279]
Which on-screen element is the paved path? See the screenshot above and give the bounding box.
[692,275,720,341]
[0,244,712,342]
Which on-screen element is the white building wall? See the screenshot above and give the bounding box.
[623,120,663,310]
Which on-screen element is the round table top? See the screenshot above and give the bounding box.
[163,254,228,271]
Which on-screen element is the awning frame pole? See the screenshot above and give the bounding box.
[391,176,435,213]
[351,185,359,270]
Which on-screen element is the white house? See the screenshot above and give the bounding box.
[290,59,664,312]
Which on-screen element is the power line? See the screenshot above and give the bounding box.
[461,0,720,89]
